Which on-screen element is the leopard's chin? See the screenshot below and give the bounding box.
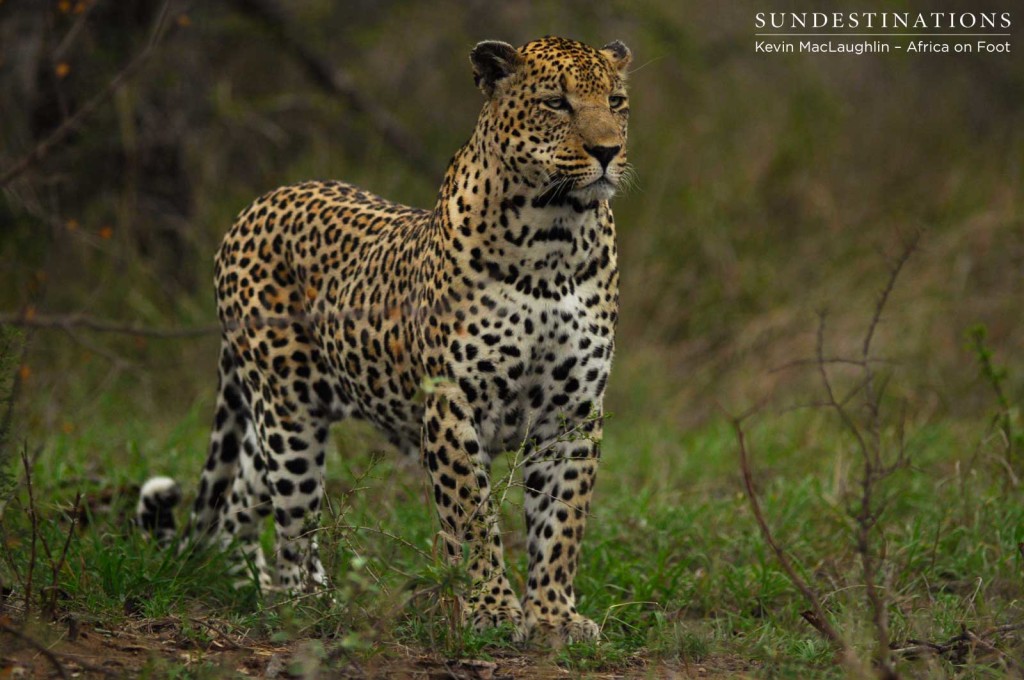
[573,176,618,202]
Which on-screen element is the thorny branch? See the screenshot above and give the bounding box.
[731,414,851,653]
[814,231,918,679]
[735,232,921,677]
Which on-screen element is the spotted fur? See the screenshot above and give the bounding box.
[138,36,632,644]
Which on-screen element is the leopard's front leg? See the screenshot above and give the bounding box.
[422,385,523,636]
[521,418,602,644]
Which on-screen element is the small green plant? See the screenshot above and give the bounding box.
[404,549,473,655]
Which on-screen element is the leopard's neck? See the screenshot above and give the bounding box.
[427,138,614,298]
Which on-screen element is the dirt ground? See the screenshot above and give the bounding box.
[1,617,756,679]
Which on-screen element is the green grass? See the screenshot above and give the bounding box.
[2,380,1023,677]
[2,1,1021,676]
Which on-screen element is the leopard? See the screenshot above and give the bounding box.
[137,35,632,644]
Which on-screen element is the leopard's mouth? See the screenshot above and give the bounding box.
[583,175,616,190]
[534,171,618,207]
[573,174,618,200]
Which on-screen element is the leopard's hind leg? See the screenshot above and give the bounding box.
[189,340,273,587]
[227,325,344,592]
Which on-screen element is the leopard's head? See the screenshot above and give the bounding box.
[471,36,632,204]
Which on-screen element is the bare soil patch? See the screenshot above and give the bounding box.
[2,617,756,678]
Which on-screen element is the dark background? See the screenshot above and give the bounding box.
[1,0,1021,440]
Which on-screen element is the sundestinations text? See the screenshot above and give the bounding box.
[755,12,1011,30]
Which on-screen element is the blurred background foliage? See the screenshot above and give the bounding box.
[0,0,1021,442]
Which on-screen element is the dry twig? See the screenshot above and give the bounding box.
[891,623,1024,674]
[732,415,850,651]
[45,492,82,618]
[20,449,39,620]
[0,620,120,677]
[0,620,71,680]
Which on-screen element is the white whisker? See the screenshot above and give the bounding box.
[617,163,641,195]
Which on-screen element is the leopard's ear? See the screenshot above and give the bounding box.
[600,40,632,74]
[470,41,523,97]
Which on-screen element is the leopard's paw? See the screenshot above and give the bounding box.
[467,589,525,639]
[524,606,601,646]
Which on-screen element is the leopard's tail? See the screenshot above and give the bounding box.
[135,340,248,549]
[136,476,182,547]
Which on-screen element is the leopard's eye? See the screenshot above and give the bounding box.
[542,97,571,112]
[609,95,627,110]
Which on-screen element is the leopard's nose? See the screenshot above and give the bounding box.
[583,144,621,169]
